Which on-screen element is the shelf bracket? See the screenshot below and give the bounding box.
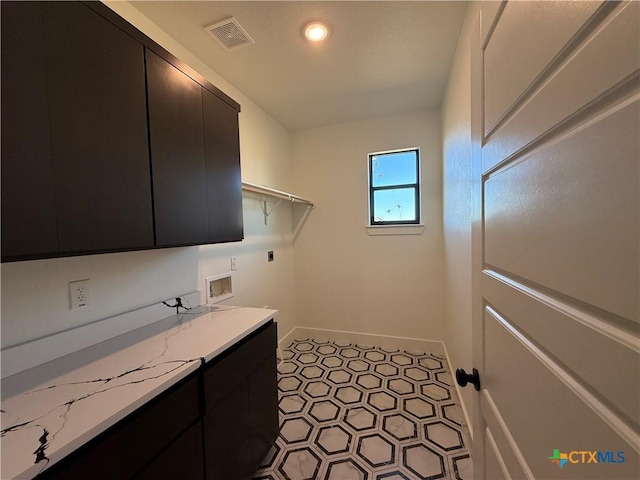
[260,197,283,225]
[242,181,314,226]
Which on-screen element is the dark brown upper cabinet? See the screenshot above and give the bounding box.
[1,1,153,261]
[41,2,154,254]
[0,1,242,262]
[145,50,209,248]
[146,52,244,247]
[203,90,244,244]
[1,2,59,259]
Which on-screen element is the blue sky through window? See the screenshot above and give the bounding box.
[370,149,419,224]
[373,188,416,222]
[371,151,417,187]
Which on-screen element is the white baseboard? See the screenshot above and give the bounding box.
[442,342,474,442]
[278,326,444,356]
[278,326,299,360]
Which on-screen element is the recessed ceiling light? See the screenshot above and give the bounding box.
[304,21,330,42]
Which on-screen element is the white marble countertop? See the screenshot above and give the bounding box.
[0,305,277,479]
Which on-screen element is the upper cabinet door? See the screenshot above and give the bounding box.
[202,89,244,243]
[41,1,154,253]
[1,2,242,261]
[1,2,59,260]
[145,50,209,247]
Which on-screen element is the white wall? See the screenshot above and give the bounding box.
[292,110,444,341]
[441,2,480,434]
[0,1,297,349]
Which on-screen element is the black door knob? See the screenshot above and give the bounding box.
[455,368,481,391]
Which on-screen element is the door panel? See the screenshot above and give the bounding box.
[483,1,602,134]
[484,272,640,428]
[485,428,509,480]
[471,2,640,479]
[482,0,640,173]
[480,1,504,46]
[484,98,639,322]
[482,392,530,480]
[484,308,638,479]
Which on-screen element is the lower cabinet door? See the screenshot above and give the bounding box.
[204,380,252,480]
[134,422,204,480]
[37,375,200,480]
[248,353,279,471]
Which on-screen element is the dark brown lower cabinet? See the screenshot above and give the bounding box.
[204,381,252,480]
[134,422,204,480]
[35,321,278,480]
[203,321,279,480]
[248,354,279,469]
[38,374,201,480]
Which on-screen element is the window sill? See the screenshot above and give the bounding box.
[366,225,425,236]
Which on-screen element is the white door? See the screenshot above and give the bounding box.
[466,1,640,479]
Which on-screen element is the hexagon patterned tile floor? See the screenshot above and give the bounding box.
[253,338,472,480]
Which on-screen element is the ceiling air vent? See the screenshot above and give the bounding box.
[205,17,254,50]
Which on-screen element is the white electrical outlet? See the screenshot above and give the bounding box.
[69,279,90,309]
[231,256,238,271]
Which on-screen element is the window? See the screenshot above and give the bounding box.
[368,148,420,225]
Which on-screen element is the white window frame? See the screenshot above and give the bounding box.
[366,147,424,235]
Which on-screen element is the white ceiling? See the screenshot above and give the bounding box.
[130,1,468,131]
